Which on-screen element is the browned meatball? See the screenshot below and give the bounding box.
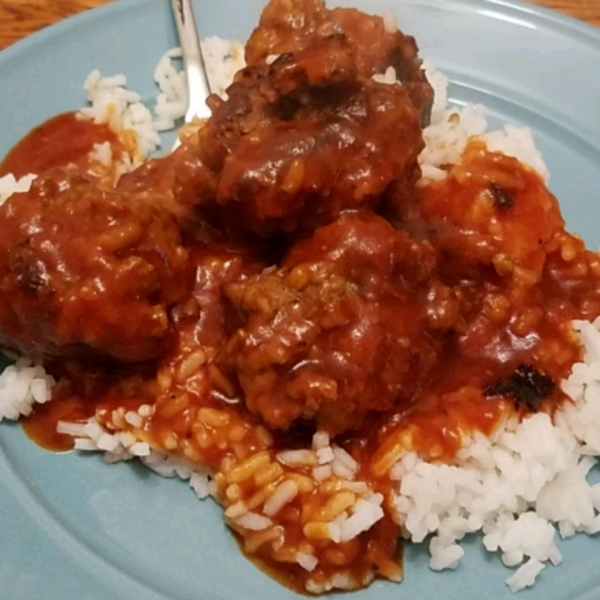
[116,142,214,233]
[177,33,425,237]
[245,0,433,122]
[216,78,423,235]
[418,143,564,283]
[0,169,190,362]
[245,0,339,65]
[221,211,443,435]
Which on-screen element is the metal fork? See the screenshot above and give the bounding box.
[170,0,212,150]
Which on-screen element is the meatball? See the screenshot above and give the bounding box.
[245,0,339,66]
[245,0,433,124]
[215,76,423,236]
[0,169,190,362]
[117,141,215,233]
[171,0,433,238]
[400,144,568,374]
[417,142,564,285]
[178,34,425,237]
[221,212,442,435]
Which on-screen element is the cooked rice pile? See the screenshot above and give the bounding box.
[1,34,599,595]
[0,40,244,202]
[0,358,55,420]
[80,39,244,163]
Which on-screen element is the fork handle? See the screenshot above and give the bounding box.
[170,0,212,122]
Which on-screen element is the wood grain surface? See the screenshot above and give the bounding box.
[0,0,599,51]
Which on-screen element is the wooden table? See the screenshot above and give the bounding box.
[0,0,599,51]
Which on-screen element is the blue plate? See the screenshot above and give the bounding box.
[1,1,600,598]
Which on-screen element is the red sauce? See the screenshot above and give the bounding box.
[21,394,89,452]
[0,112,120,178]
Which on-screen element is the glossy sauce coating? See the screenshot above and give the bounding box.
[0,112,122,178]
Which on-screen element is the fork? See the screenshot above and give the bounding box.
[170,0,212,150]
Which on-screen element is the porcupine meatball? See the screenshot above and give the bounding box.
[221,211,447,435]
[0,169,190,362]
[245,0,433,124]
[172,1,431,237]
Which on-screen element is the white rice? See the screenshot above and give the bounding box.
[0,173,36,206]
[297,551,319,572]
[422,60,449,122]
[370,59,547,187]
[235,512,274,531]
[263,480,299,516]
[0,358,55,421]
[222,428,386,574]
[276,448,318,466]
[78,37,245,162]
[372,66,398,85]
[305,572,361,594]
[391,319,600,592]
[57,415,214,498]
[419,62,548,184]
[337,494,385,543]
[79,69,160,161]
[89,141,113,166]
[482,125,550,182]
[0,37,244,206]
[153,48,189,130]
[200,36,246,96]
[382,9,398,33]
[419,101,490,181]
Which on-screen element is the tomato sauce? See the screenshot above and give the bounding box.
[21,395,88,452]
[0,112,121,177]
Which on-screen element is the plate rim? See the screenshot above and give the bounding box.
[1,0,600,68]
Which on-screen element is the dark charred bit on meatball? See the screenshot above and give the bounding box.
[489,182,516,211]
[484,363,555,412]
[9,240,51,296]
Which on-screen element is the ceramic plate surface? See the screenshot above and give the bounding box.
[1,1,600,598]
